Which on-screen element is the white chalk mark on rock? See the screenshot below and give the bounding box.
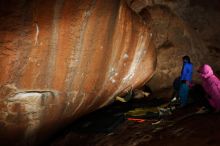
[123,53,129,59]
[34,23,39,46]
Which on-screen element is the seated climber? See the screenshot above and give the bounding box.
[198,64,220,112]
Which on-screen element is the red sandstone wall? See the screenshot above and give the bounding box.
[0,0,156,145]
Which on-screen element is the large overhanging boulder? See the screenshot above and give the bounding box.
[0,0,156,145]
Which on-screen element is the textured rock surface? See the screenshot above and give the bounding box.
[127,0,220,95]
[0,0,156,145]
[142,6,207,93]
[1,0,220,145]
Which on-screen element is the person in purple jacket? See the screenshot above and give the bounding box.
[179,56,193,107]
[198,64,220,111]
[180,56,193,83]
[170,56,193,107]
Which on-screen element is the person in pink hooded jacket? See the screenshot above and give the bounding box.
[198,64,220,111]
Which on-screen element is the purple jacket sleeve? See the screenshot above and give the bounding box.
[180,63,193,81]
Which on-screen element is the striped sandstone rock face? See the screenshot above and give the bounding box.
[0,0,156,144]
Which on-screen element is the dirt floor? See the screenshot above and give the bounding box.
[48,98,220,146]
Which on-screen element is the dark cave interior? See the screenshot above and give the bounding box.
[0,0,220,145]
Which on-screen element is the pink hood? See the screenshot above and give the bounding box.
[198,64,214,79]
